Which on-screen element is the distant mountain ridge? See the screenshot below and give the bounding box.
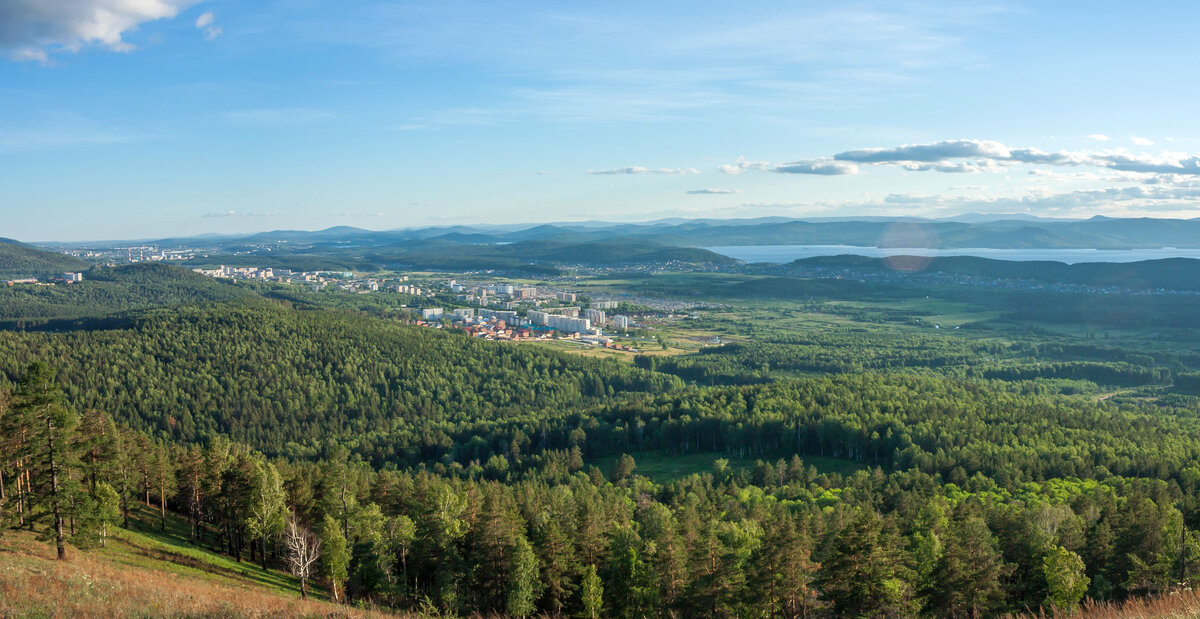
[106,215,1200,253]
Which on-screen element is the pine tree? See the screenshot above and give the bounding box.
[153,440,177,531]
[76,409,119,492]
[932,514,1012,617]
[750,515,820,618]
[178,445,206,540]
[12,362,81,560]
[533,518,577,614]
[816,510,918,617]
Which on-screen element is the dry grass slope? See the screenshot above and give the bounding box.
[1010,589,1200,618]
[0,529,388,618]
[1076,589,1200,618]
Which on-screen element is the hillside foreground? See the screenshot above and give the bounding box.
[0,511,387,618]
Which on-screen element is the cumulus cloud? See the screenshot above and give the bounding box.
[717,157,772,175]
[834,139,1013,163]
[687,188,742,195]
[829,138,1200,176]
[587,166,699,175]
[1131,136,1155,146]
[195,10,221,40]
[902,160,1002,174]
[773,159,859,175]
[0,0,198,61]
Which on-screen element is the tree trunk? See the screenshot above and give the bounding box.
[159,478,166,531]
[340,482,349,541]
[47,418,66,560]
[262,535,269,570]
[14,469,24,527]
[300,576,308,599]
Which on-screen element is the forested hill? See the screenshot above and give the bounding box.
[0,302,681,461]
[358,237,738,272]
[0,238,90,279]
[780,254,1200,291]
[0,263,257,327]
[186,237,738,273]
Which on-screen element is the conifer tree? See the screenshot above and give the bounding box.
[12,362,80,560]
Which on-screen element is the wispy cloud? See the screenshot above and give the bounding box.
[0,0,198,62]
[587,166,699,175]
[1086,134,1111,142]
[195,11,222,40]
[687,188,742,195]
[296,3,999,124]
[1131,136,1154,146]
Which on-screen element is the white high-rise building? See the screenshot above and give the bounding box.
[547,315,591,333]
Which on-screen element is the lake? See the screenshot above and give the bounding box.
[707,245,1200,265]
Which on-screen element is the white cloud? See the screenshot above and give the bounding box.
[902,160,1002,174]
[834,139,1013,163]
[686,188,742,195]
[587,166,699,175]
[717,158,772,174]
[0,0,198,61]
[1086,134,1111,141]
[1132,136,1155,146]
[773,159,859,175]
[194,11,220,40]
[829,138,1200,176]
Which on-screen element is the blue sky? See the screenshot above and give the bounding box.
[3,1,1200,241]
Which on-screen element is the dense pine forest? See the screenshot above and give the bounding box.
[5,262,1200,616]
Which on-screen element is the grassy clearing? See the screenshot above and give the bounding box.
[0,526,388,618]
[590,449,869,484]
[106,504,305,597]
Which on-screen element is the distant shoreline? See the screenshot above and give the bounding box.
[707,245,1200,265]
